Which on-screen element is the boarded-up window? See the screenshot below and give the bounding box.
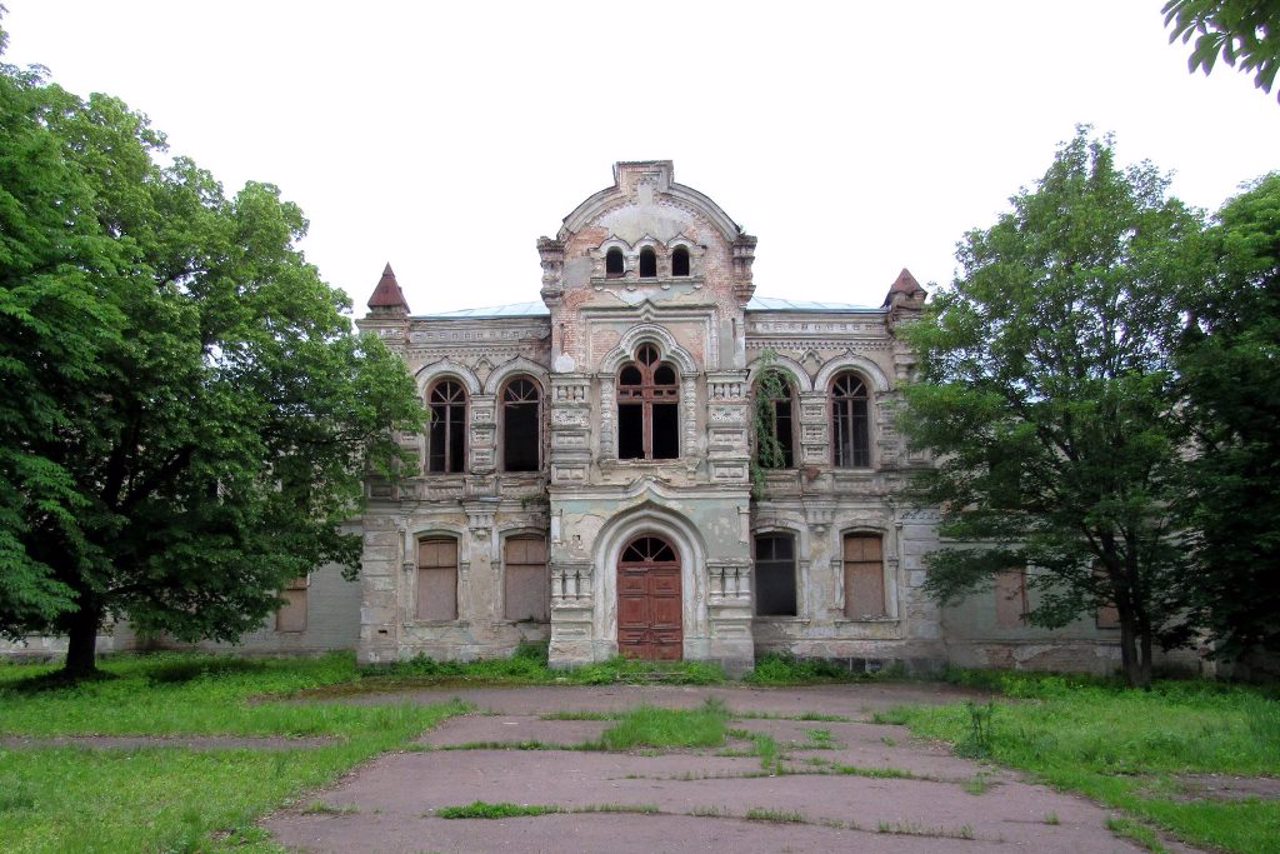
[275,575,309,633]
[843,533,886,618]
[994,567,1027,628]
[504,535,549,622]
[755,533,797,616]
[1094,563,1120,629]
[417,538,458,621]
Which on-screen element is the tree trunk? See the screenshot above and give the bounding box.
[62,601,102,678]
[1118,615,1141,687]
[1139,627,1154,689]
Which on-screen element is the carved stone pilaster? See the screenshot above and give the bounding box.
[537,237,564,306]
[797,391,829,468]
[469,393,496,475]
[548,374,592,485]
[731,234,757,304]
[598,376,616,460]
[706,370,750,484]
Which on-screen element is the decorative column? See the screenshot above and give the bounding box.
[705,371,750,484]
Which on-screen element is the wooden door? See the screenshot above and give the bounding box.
[617,536,682,660]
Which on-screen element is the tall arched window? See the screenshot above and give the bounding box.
[755,371,795,469]
[618,343,679,460]
[606,247,624,278]
[427,380,467,473]
[502,376,540,472]
[831,372,870,467]
[639,246,657,278]
[671,245,690,277]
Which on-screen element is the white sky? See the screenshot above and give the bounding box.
[5,1,1279,314]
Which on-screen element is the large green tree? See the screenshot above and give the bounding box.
[899,128,1205,688]
[1163,0,1280,101]
[1178,173,1280,672]
[0,35,423,676]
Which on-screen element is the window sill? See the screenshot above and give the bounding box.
[405,620,471,627]
[755,615,809,624]
[834,617,899,624]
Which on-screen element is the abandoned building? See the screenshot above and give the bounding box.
[1,160,1132,674]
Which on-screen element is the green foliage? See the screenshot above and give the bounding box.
[599,698,730,750]
[567,655,726,686]
[899,127,1205,687]
[885,673,1280,854]
[0,653,466,852]
[437,801,559,819]
[1163,0,1280,101]
[1178,173,1280,665]
[744,652,865,684]
[0,41,424,672]
[749,349,790,499]
[957,701,996,758]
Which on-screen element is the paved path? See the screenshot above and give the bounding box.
[263,683,1193,853]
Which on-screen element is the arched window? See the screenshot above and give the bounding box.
[618,343,679,460]
[831,372,870,467]
[501,377,540,472]
[755,371,795,469]
[671,245,690,277]
[606,247,625,278]
[427,380,467,473]
[639,246,657,278]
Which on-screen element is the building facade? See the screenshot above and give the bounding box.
[349,160,1125,674]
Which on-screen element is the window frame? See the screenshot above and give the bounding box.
[605,247,625,278]
[638,246,657,278]
[502,532,549,623]
[500,376,541,473]
[831,372,871,468]
[753,531,798,617]
[426,379,468,474]
[671,245,691,277]
[842,531,888,619]
[617,343,680,461]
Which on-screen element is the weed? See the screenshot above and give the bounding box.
[797,711,851,722]
[964,772,992,795]
[745,807,806,823]
[1105,817,1168,853]
[690,805,727,817]
[745,653,859,684]
[830,763,917,780]
[1044,812,1060,825]
[573,803,659,815]
[752,733,782,773]
[956,700,996,759]
[877,819,975,840]
[302,801,358,815]
[539,711,617,721]
[802,728,835,749]
[881,735,898,746]
[436,801,558,819]
[599,699,729,750]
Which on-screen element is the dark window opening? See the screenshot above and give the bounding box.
[672,245,690,276]
[617,343,679,460]
[756,372,795,469]
[639,247,657,278]
[832,373,870,467]
[502,377,540,472]
[623,536,677,563]
[755,533,797,616]
[428,380,467,473]
[606,247,624,278]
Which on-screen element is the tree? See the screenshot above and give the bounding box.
[1178,173,1280,672]
[1163,0,1280,101]
[0,35,424,676]
[899,128,1205,688]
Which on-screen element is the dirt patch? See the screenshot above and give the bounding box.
[0,734,337,751]
[1173,774,1280,802]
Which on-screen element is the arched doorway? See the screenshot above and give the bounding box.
[617,535,682,660]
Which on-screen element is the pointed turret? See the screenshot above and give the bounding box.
[367,263,410,316]
[882,267,927,310]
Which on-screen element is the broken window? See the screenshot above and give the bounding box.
[639,246,657,278]
[843,533,886,618]
[994,567,1027,628]
[755,371,795,469]
[504,534,549,622]
[502,377,540,472]
[754,533,797,616]
[617,343,679,460]
[417,538,458,621]
[606,247,625,277]
[275,575,309,632]
[427,380,467,473]
[671,245,690,276]
[832,372,870,467]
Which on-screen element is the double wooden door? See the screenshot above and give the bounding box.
[617,536,682,660]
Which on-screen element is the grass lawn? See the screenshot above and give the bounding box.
[876,672,1280,854]
[0,653,465,853]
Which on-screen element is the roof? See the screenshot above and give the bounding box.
[416,301,550,319]
[410,295,881,321]
[745,296,882,313]
[367,263,410,311]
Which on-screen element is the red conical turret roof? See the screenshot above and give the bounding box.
[367,263,409,313]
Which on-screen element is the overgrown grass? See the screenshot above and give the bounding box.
[0,653,467,852]
[745,653,879,684]
[599,698,730,750]
[878,672,1280,854]
[437,801,558,819]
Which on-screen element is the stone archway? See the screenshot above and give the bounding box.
[616,535,682,660]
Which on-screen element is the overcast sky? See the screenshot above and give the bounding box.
[5,2,1279,314]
